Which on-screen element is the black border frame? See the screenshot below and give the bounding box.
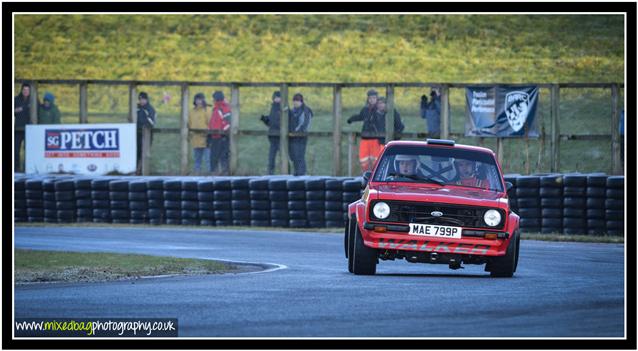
[3,2,636,349]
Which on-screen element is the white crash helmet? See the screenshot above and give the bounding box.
[394,154,419,172]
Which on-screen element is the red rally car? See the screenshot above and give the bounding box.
[344,139,520,277]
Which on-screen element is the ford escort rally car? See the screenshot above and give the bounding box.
[344,139,520,277]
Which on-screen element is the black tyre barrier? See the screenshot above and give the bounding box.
[213,201,231,211]
[163,191,181,201]
[250,200,270,210]
[214,190,231,201]
[129,192,147,201]
[14,174,624,235]
[606,176,624,188]
[563,175,587,187]
[516,176,540,188]
[249,190,270,201]
[586,187,606,197]
[270,209,289,220]
[109,191,129,201]
[163,179,183,191]
[306,200,325,210]
[586,197,606,209]
[197,192,214,202]
[539,187,562,197]
[517,197,540,208]
[270,219,289,227]
[516,187,539,197]
[181,191,199,201]
[540,197,562,208]
[271,201,288,209]
[606,188,623,199]
[306,191,325,201]
[148,199,164,208]
[288,191,305,200]
[269,191,288,201]
[251,220,271,227]
[307,211,325,219]
[181,201,199,211]
[563,187,585,197]
[540,174,563,187]
[325,201,343,211]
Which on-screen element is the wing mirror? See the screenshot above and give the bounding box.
[362,171,372,188]
[505,181,513,192]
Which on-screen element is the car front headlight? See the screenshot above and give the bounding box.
[484,209,502,227]
[373,202,391,220]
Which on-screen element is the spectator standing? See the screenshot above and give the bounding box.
[288,93,313,176]
[209,91,231,175]
[375,96,405,142]
[188,92,211,174]
[346,89,384,173]
[38,92,61,124]
[420,88,441,139]
[14,83,31,172]
[260,91,282,175]
[136,92,156,174]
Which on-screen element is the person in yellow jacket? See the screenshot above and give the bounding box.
[188,93,211,174]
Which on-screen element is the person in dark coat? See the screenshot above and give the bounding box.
[136,92,156,173]
[288,93,313,176]
[14,83,31,172]
[420,88,441,138]
[260,91,282,175]
[375,96,405,143]
[38,92,62,124]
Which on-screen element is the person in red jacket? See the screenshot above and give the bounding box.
[453,158,491,190]
[208,91,231,175]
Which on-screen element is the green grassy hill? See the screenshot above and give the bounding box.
[14,15,624,175]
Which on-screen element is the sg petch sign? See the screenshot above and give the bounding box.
[25,123,137,175]
[465,85,540,138]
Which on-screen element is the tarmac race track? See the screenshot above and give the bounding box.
[14,226,625,337]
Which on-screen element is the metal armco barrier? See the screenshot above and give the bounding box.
[14,174,624,235]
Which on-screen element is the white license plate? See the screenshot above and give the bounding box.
[408,223,462,239]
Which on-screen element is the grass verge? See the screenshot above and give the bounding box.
[15,223,624,243]
[14,249,241,284]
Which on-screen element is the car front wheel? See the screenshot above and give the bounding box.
[488,231,519,278]
[352,224,377,275]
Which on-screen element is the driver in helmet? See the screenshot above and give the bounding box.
[454,158,490,189]
[389,154,420,181]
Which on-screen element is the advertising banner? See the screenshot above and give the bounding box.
[465,86,539,138]
[25,123,137,175]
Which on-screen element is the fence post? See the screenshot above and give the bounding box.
[550,84,560,172]
[230,84,240,175]
[180,84,190,175]
[79,83,88,123]
[610,83,621,174]
[141,126,151,175]
[440,84,450,139]
[348,132,355,177]
[29,82,38,124]
[385,84,395,144]
[332,85,342,176]
[496,138,504,166]
[128,84,137,123]
[279,83,289,175]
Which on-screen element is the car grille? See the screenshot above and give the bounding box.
[370,201,505,230]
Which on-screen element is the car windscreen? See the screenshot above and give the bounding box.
[372,145,504,192]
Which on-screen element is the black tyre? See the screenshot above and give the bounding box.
[214,191,231,201]
[563,197,586,208]
[288,200,306,210]
[586,187,606,197]
[250,200,271,210]
[163,179,183,191]
[343,179,364,192]
[540,174,563,187]
[109,180,129,192]
[605,199,623,210]
[197,180,215,192]
[605,210,624,220]
[129,192,147,201]
[231,200,250,210]
[586,175,607,187]
[163,191,181,201]
[249,178,270,190]
[288,219,307,228]
[343,192,361,203]
[198,210,213,220]
[250,220,271,227]
[563,208,585,217]
[586,209,606,219]
[270,209,289,220]
[55,191,75,201]
[268,179,288,191]
[288,191,305,200]
[541,218,562,227]
[586,197,605,209]
[180,210,199,220]
[109,200,129,209]
[129,201,148,211]
[232,189,250,200]
[147,179,165,190]
[305,200,325,211]
[488,231,518,277]
[74,189,92,199]
[518,208,540,218]
[352,224,377,275]
[182,180,199,191]
[129,180,148,192]
[271,201,287,209]
[305,178,326,191]
[270,219,288,227]
[197,192,214,202]
[515,187,539,197]
[517,197,540,208]
[540,197,562,208]
[181,191,199,201]
[287,179,306,191]
[307,210,325,220]
[605,188,624,199]
[289,210,306,219]
[213,201,231,211]
[606,176,624,188]
[325,211,344,221]
[326,220,344,228]
[539,187,562,197]
[563,217,585,227]
[541,208,562,218]
[563,175,587,187]
[325,201,343,211]
[181,201,199,211]
[92,200,110,208]
[325,179,343,191]
[164,200,181,210]
[563,187,585,197]
[148,199,164,208]
[305,191,325,201]
[250,210,270,220]
[345,216,356,273]
[147,190,164,200]
[249,190,270,200]
[214,210,232,220]
[269,191,288,201]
